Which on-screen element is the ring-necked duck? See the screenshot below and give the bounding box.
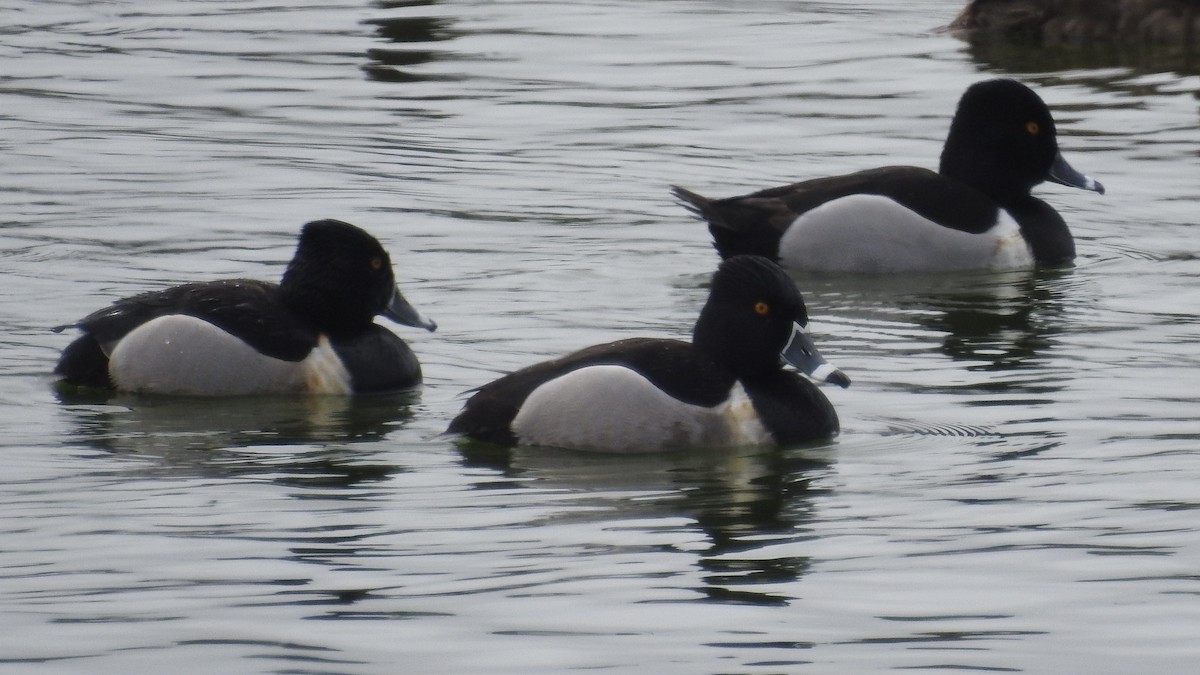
[949,0,1200,44]
[673,79,1104,273]
[447,255,849,453]
[54,219,436,395]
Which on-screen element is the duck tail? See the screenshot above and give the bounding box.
[671,185,727,229]
[54,334,113,389]
[672,185,780,261]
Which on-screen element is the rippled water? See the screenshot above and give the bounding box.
[3,0,1199,672]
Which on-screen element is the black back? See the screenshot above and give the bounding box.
[449,256,839,447]
[675,167,1001,260]
[55,219,411,387]
[447,338,737,446]
[67,279,314,362]
[674,79,1079,265]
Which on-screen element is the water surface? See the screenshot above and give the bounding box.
[2,0,1199,672]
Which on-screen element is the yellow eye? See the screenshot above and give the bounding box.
[754,301,770,315]
[1025,121,1040,135]
[369,257,383,271]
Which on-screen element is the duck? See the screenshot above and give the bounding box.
[446,255,849,453]
[948,0,1200,44]
[53,219,437,395]
[672,78,1104,274]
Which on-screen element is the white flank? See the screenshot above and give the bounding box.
[778,194,1034,273]
[511,365,771,453]
[300,335,353,395]
[108,315,351,395]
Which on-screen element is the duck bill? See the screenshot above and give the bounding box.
[383,286,437,332]
[1047,151,1105,195]
[782,324,850,388]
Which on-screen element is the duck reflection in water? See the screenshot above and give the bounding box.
[460,441,835,607]
[918,270,1069,374]
[803,267,1069,372]
[362,1,457,84]
[54,389,418,485]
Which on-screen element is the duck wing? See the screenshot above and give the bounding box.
[675,166,999,260]
[69,279,317,361]
[448,338,735,446]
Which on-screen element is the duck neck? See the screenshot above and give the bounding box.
[279,276,371,338]
[692,305,776,379]
[939,119,1046,209]
[939,152,1032,208]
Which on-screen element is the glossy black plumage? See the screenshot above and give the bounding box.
[448,338,738,446]
[674,79,1103,271]
[54,219,435,395]
[448,255,845,452]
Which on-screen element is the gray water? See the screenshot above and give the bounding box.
[3,0,1199,672]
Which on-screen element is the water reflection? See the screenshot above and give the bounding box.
[911,269,1070,373]
[946,0,1200,75]
[363,0,455,84]
[957,36,1200,75]
[802,269,1069,372]
[459,441,836,606]
[54,389,418,483]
